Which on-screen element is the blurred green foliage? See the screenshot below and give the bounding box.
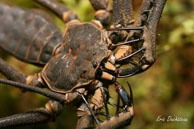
[0,0,194,129]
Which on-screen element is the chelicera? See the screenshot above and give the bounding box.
[0,0,166,128]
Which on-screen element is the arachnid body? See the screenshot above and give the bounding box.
[0,0,166,128]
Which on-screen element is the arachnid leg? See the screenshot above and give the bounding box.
[0,57,47,89]
[0,58,26,83]
[0,57,75,102]
[91,82,111,120]
[0,79,86,128]
[76,103,94,129]
[0,58,45,90]
[76,82,113,128]
[0,100,63,128]
[0,78,79,102]
[34,0,79,23]
[76,81,134,129]
[96,82,134,129]
[89,0,111,27]
[79,93,100,125]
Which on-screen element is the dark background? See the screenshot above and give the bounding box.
[0,0,193,129]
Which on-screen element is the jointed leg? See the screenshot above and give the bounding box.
[76,81,134,129]
[34,0,79,23]
[89,0,111,27]
[0,57,45,90]
[96,82,134,129]
[76,103,94,129]
[0,100,63,128]
[76,82,113,128]
[0,59,97,128]
[0,58,26,83]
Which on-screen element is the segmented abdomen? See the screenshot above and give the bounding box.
[0,3,63,65]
